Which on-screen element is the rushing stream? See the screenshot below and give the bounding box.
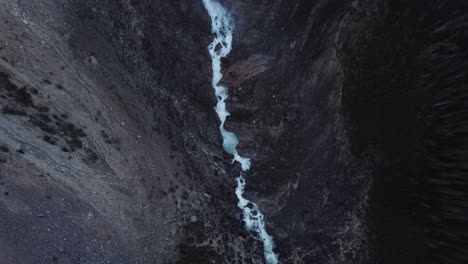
[202,0,279,263]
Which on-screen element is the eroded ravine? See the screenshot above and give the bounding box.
[201,0,279,263]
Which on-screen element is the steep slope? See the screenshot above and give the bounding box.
[0,0,466,263]
[0,0,246,263]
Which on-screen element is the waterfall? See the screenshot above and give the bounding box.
[201,0,279,263]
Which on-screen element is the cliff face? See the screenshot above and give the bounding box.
[0,0,466,263]
[340,1,468,263]
[221,1,370,263]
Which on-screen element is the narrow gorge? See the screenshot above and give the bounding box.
[202,0,278,263]
[0,0,466,263]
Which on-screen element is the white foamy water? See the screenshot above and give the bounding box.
[202,0,279,263]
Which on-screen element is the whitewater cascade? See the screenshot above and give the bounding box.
[201,0,279,263]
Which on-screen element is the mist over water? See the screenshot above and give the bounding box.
[202,0,279,263]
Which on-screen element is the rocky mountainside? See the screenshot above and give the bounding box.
[0,0,466,263]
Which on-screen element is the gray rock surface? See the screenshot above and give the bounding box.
[0,0,466,263]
